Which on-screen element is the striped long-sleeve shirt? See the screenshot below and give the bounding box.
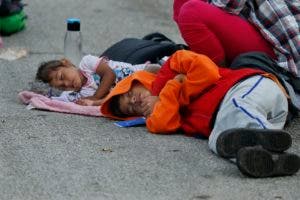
[210,0,300,77]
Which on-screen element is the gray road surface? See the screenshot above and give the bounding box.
[0,0,299,199]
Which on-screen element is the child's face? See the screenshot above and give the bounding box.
[118,83,151,116]
[48,65,85,91]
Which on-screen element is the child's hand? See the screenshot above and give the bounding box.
[144,64,161,74]
[75,98,95,106]
[80,96,99,101]
[174,74,186,83]
[75,98,104,106]
[141,95,159,117]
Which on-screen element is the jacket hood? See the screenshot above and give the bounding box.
[101,71,156,120]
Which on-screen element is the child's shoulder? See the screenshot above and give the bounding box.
[81,54,99,62]
[79,55,103,71]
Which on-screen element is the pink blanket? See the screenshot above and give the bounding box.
[18,91,102,117]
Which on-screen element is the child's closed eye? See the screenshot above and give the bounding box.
[125,91,132,100]
[56,72,63,81]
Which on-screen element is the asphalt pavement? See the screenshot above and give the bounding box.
[0,0,299,199]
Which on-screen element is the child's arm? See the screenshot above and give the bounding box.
[144,64,161,74]
[168,50,221,105]
[141,74,185,117]
[145,77,183,133]
[76,61,115,106]
[145,50,221,134]
[75,98,104,106]
[90,61,116,100]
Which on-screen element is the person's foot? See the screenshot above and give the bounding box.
[236,146,300,178]
[216,128,292,158]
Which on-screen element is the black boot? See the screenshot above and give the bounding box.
[216,128,292,158]
[236,146,300,178]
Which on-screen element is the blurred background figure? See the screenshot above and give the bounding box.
[0,0,27,36]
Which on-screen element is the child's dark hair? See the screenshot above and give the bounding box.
[109,95,128,118]
[35,60,63,83]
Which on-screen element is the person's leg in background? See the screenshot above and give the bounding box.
[208,76,289,155]
[173,0,195,23]
[173,0,275,66]
[174,0,225,65]
[208,75,300,177]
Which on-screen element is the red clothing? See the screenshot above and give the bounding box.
[101,50,265,137]
[174,0,275,65]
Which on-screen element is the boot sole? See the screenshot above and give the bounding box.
[237,146,300,178]
[216,128,292,158]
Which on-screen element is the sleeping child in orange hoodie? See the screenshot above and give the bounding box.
[100,50,300,178]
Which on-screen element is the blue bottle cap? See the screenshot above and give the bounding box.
[67,18,80,23]
[66,18,80,31]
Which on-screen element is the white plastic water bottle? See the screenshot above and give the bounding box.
[64,18,82,65]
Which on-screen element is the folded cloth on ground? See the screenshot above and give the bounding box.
[18,91,102,117]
